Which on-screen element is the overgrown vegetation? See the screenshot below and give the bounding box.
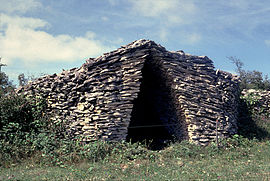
[0,132,269,180]
[18,73,38,87]
[0,92,55,165]
[0,62,270,180]
[229,56,270,90]
[0,72,14,95]
[238,92,270,141]
[0,89,269,180]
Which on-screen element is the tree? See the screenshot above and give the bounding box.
[228,56,270,90]
[0,58,14,95]
[228,56,244,77]
[18,73,39,87]
[0,72,14,95]
[18,73,27,87]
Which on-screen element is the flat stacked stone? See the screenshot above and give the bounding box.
[17,39,240,145]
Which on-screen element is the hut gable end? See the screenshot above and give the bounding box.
[18,39,240,145]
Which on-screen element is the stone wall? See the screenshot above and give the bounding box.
[241,89,270,117]
[17,39,240,145]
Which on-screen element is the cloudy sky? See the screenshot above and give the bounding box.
[1,0,270,85]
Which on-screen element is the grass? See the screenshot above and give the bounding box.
[0,138,270,180]
[1,97,270,180]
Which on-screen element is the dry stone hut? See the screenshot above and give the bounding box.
[18,39,240,145]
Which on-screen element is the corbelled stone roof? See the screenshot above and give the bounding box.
[18,39,240,145]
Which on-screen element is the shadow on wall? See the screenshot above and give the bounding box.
[238,99,270,140]
[126,60,183,150]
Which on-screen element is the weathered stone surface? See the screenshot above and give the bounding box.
[17,39,240,145]
[241,89,270,116]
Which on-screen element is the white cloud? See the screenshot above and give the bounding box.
[85,31,96,39]
[265,40,270,46]
[159,28,168,42]
[128,0,200,44]
[130,0,177,17]
[0,15,113,66]
[112,37,124,44]
[101,16,109,21]
[129,0,196,24]
[0,13,48,29]
[107,0,118,6]
[187,33,201,44]
[128,0,270,44]
[226,0,251,9]
[0,0,41,14]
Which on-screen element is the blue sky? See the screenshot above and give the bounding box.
[1,0,270,85]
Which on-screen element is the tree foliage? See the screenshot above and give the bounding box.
[18,73,39,87]
[0,72,14,95]
[18,73,28,87]
[229,56,270,90]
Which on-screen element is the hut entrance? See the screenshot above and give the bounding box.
[127,60,179,150]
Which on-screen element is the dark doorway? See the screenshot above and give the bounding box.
[127,60,180,150]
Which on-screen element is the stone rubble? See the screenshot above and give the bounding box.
[241,89,270,116]
[17,39,240,145]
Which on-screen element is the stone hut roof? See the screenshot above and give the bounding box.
[18,39,240,145]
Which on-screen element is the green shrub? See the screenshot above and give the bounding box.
[0,92,155,167]
[238,93,270,140]
[0,92,51,165]
[0,93,48,140]
[0,72,14,95]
